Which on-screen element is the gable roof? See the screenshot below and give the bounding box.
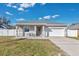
[16,20,67,27]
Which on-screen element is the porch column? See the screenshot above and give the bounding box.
[42,26,45,37]
[34,25,36,36]
[23,26,25,37]
[16,26,18,37]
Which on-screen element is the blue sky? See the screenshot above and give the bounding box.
[0,3,79,24]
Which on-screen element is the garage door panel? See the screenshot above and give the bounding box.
[49,29,65,36]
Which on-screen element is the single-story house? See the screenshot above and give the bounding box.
[0,20,78,38]
[16,21,67,38]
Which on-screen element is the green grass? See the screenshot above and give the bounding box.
[0,36,65,56]
[74,37,79,39]
[68,37,79,40]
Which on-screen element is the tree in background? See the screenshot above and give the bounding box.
[0,16,10,25]
[0,16,11,29]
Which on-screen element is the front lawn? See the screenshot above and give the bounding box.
[69,37,79,40]
[0,36,65,56]
[74,37,79,40]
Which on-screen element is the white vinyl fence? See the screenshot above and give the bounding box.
[0,29,16,36]
[0,29,78,37]
[67,30,78,37]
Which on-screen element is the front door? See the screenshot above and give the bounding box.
[36,26,42,36]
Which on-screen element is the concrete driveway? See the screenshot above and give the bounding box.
[49,37,79,56]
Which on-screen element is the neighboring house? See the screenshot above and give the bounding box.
[67,23,79,37]
[0,24,16,36]
[16,21,67,38]
[0,24,8,29]
[0,24,15,29]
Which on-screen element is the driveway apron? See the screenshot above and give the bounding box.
[49,37,79,56]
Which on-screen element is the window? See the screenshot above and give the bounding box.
[25,28,29,32]
[24,26,29,32]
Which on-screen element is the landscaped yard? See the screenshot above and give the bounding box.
[0,36,65,56]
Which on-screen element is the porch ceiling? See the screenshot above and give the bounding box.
[16,23,67,27]
[16,23,47,26]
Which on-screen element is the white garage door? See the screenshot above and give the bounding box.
[49,28,65,36]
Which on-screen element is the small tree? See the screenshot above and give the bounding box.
[0,16,10,25]
[0,16,11,29]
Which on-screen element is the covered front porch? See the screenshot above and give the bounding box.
[16,25,46,38]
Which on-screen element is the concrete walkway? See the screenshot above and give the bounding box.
[49,37,79,56]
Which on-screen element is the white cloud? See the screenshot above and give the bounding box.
[18,7,24,11]
[12,5,17,8]
[6,3,12,7]
[43,15,51,19]
[5,11,13,15]
[6,3,36,12]
[38,17,42,20]
[6,3,17,9]
[31,3,36,7]
[41,3,46,5]
[16,18,25,21]
[20,3,30,8]
[20,3,36,8]
[52,14,60,18]
[17,3,36,12]
[38,14,60,20]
